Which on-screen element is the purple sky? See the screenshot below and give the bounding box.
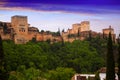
[0,0,120,36]
[2,0,120,5]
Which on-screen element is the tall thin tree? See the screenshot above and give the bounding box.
[62,29,64,33]
[88,30,92,41]
[0,35,4,80]
[117,34,120,80]
[77,28,80,37]
[57,28,61,36]
[0,35,3,62]
[0,35,8,80]
[106,32,115,80]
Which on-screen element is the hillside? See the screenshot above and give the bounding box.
[1,37,113,80]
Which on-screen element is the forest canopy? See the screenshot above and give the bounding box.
[2,38,107,80]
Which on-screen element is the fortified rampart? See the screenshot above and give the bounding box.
[0,15,116,44]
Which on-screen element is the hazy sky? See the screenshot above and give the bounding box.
[0,0,120,36]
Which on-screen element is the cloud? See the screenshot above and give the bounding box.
[0,2,120,16]
[0,1,7,7]
[0,6,35,11]
[0,3,94,16]
[0,14,5,17]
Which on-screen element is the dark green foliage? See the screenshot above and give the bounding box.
[103,32,105,39]
[50,28,61,37]
[0,35,4,68]
[0,35,4,80]
[3,23,8,34]
[86,36,107,63]
[117,34,120,80]
[46,31,50,34]
[51,32,60,36]
[41,30,44,33]
[0,22,3,26]
[95,71,100,80]
[68,34,77,38]
[88,30,92,41]
[61,36,65,46]
[31,37,36,43]
[57,28,61,36]
[2,38,107,79]
[46,39,51,44]
[106,32,115,80]
[77,29,80,37]
[9,65,44,80]
[3,40,105,73]
[62,29,64,32]
[45,67,75,80]
[0,35,8,80]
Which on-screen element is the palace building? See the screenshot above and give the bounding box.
[0,15,116,44]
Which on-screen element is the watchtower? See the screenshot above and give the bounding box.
[80,21,90,32]
[11,15,28,44]
[103,26,116,42]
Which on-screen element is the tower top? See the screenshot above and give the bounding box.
[81,21,90,24]
[12,15,27,18]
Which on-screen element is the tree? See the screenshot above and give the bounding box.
[0,35,4,79]
[9,65,44,80]
[0,22,3,26]
[77,28,80,37]
[103,32,105,39]
[95,71,100,80]
[106,32,115,80]
[0,35,3,79]
[0,35,8,80]
[117,34,120,80]
[31,37,37,43]
[46,39,51,44]
[3,23,8,34]
[3,39,105,76]
[57,28,61,36]
[61,36,64,46]
[41,30,44,33]
[46,67,75,80]
[88,30,92,41]
[62,29,64,32]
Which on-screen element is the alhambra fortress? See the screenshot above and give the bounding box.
[0,15,116,44]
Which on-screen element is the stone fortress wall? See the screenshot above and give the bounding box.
[0,15,116,44]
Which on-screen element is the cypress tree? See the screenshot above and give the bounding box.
[106,32,115,80]
[88,30,92,41]
[0,35,8,80]
[103,32,105,39]
[57,28,61,36]
[61,36,64,46]
[62,29,64,33]
[77,28,80,37]
[0,35,4,80]
[0,35,3,60]
[117,34,120,80]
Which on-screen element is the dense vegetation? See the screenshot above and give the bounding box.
[0,36,8,80]
[117,35,120,80]
[106,33,115,80]
[1,37,110,80]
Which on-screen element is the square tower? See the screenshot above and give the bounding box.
[11,15,29,44]
[72,23,81,34]
[80,21,90,32]
[102,26,116,41]
[103,26,114,35]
